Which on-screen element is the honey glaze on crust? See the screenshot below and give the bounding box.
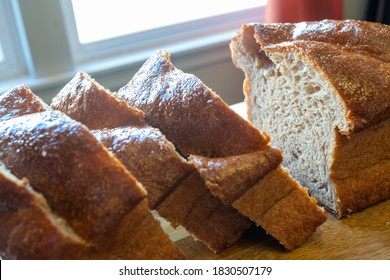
[0,111,146,246]
[92,125,194,209]
[252,20,390,134]
[115,50,270,157]
[0,85,49,122]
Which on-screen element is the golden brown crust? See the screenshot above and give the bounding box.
[233,167,327,250]
[0,111,147,247]
[250,20,390,134]
[330,118,390,217]
[0,165,89,259]
[115,50,269,157]
[51,72,145,130]
[92,126,194,209]
[189,148,283,204]
[253,20,389,60]
[105,199,186,259]
[157,171,252,253]
[0,85,49,122]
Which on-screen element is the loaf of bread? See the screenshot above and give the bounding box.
[0,86,185,259]
[231,19,390,217]
[51,71,252,252]
[115,50,327,250]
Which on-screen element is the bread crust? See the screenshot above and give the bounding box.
[93,126,194,209]
[0,85,49,121]
[102,198,186,259]
[0,164,89,259]
[233,167,327,251]
[330,118,390,217]
[190,148,283,204]
[247,20,390,134]
[51,72,145,130]
[157,171,252,253]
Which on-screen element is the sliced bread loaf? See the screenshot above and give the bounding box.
[231,20,390,217]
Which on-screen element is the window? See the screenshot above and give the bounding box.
[0,0,27,85]
[71,0,263,44]
[0,0,267,100]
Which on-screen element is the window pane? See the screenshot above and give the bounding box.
[71,0,265,44]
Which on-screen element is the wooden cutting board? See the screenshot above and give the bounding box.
[160,102,390,260]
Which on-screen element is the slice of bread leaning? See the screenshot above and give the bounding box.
[231,19,390,218]
[115,50,327,250]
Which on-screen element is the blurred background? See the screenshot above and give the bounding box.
[0,0,388,104]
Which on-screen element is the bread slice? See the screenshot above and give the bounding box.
[0,110,184,259]
[189,150,283,204]
[115,50,270,157]
[0,85,49,121]
[0,161,89,259]
[115,50,327,250]
[51,71,251,252]
[51,72,145,129]
[92,127,194,209]
[230,20,390,217]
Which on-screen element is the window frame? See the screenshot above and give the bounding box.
[0,0,28,83]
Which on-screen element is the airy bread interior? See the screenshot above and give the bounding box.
[252,51,349,212]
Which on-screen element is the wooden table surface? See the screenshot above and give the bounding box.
[161,102,390,260]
